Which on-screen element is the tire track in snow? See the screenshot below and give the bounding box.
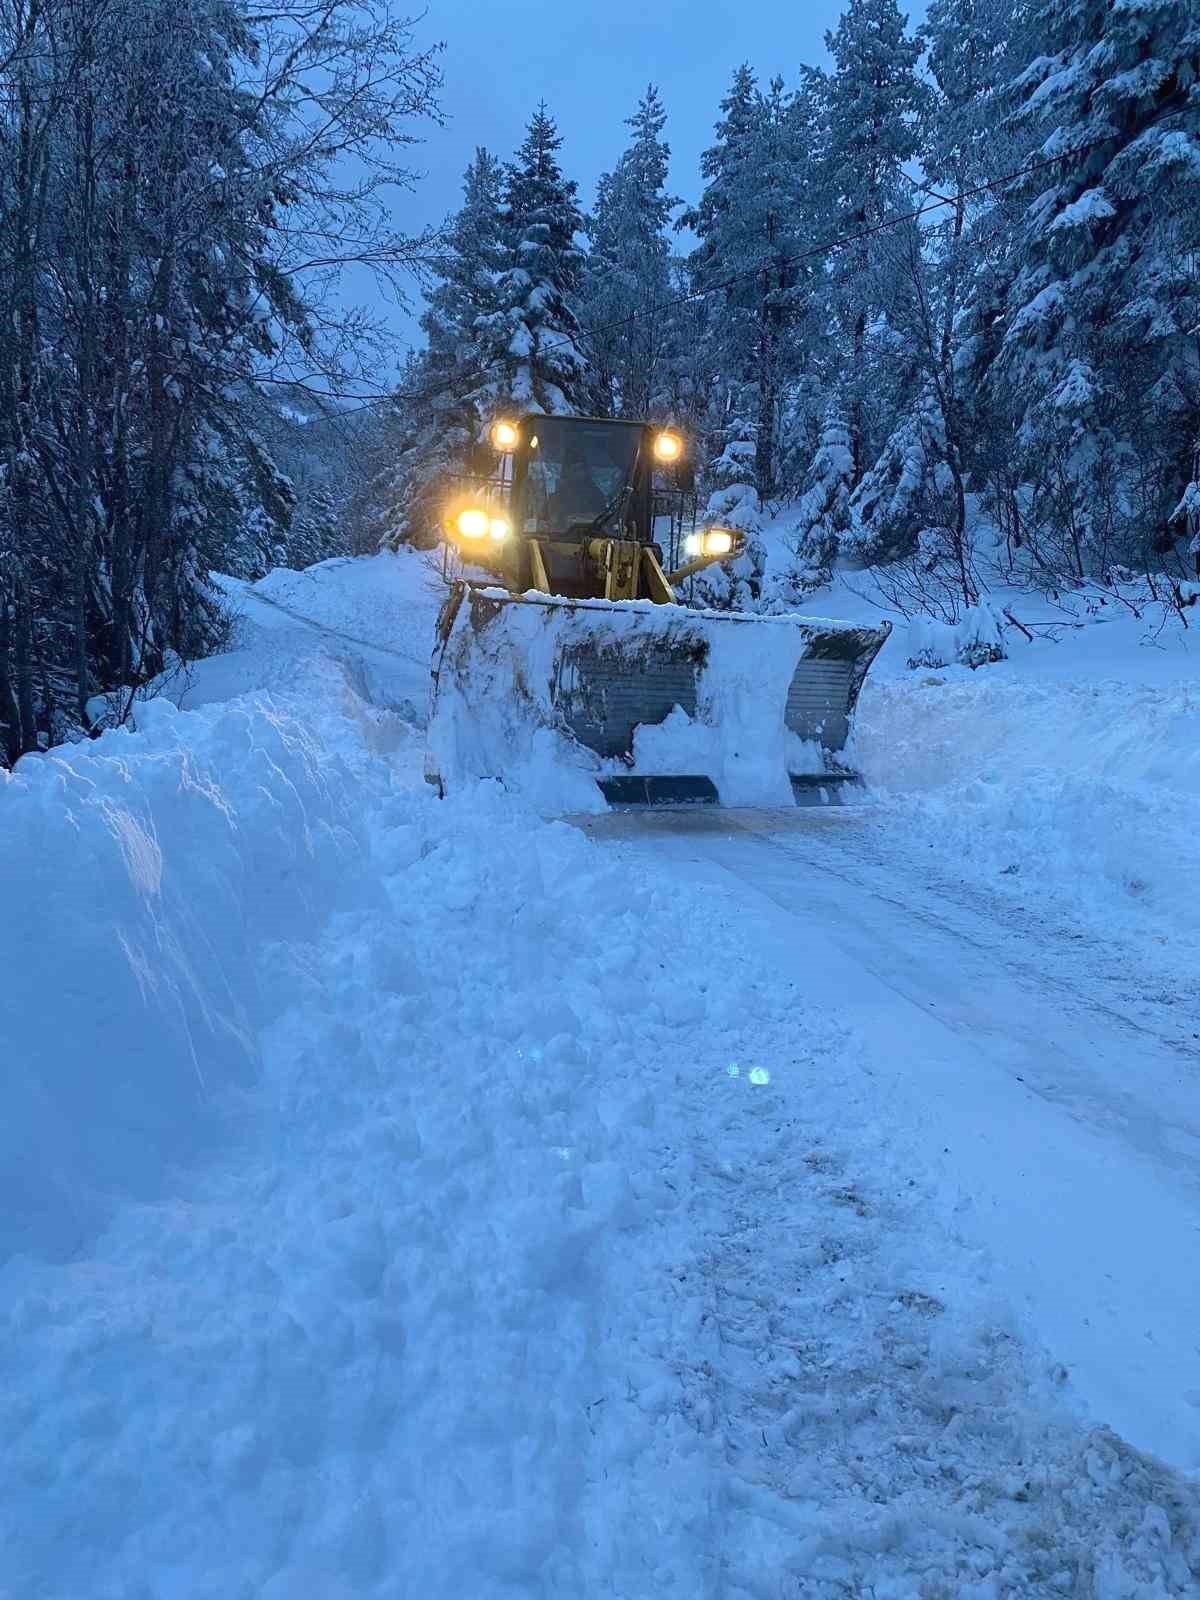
[577,806,1200,1476]
[635,1006,1200,1596]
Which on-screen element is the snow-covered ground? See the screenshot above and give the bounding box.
[3,550,1199,1596]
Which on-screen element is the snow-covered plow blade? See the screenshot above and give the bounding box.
[425,583,890,811]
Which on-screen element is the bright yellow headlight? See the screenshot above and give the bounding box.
[653,430,683,463]
[488,516,510,542]
[457,507,490,539]
[704,529,735,557]
[491,420,519,452]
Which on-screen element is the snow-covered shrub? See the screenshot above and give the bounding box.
[846,393,954,568]
[686,482,765,610]
[906,602,1007,670]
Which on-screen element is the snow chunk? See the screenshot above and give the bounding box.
[1049,187,1116,231]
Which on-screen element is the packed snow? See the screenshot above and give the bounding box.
[3,548,1199,1596]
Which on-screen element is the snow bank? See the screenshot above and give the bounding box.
[3,556,1199,1593]
[250,547,443,658]
[0,686,376,1261]
[855,670,1200,963]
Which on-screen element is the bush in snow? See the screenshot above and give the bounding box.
[686,481,765,611]
[906,602,1007,670]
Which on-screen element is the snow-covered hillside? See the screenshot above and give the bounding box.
[3,551,1198,1596]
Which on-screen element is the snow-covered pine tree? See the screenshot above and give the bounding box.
[990,0,1200,576]
[846,0,1014,576]
[474,104,588,419]
[350,353,450,552]
[817,0,927,488]
[581,86,678,419]
[357,149,509,551]
[423,147,508,436]
[682,67,816,508]
[793,409,855,578]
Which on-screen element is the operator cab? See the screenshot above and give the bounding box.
[516,417,650,542]
[441,414,738,600]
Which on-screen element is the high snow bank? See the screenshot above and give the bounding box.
[854,670,1200,965]
[0,683,378,1261]
[249,547,443,659]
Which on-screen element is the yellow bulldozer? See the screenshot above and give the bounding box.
[425,414,890,809]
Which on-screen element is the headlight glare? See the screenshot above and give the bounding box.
[456,507,490,539]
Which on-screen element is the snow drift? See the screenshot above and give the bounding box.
[0,689,374,1261]
[854,669,1200,966]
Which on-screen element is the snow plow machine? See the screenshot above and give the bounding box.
[425,414,890,810]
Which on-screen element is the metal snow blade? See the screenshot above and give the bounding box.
[425,582,890,811]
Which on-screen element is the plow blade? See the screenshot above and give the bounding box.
[425,583,890,811]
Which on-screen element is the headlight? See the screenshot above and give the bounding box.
[704,528,735,557]
[491,420,519,452]
[488,516,510,542]
[456,507,490,539]
[653,430,683,463]
[683,527,739,560]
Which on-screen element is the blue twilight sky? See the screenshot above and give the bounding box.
[360,0,930,373]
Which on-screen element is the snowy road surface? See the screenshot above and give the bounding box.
[576,805,1200,1472]
[4,552,1199,1595]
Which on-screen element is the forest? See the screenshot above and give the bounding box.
[2,0,1198,762]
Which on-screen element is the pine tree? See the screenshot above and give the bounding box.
[794,409,855,574]
[475,104,588,418]
[347,150,510,552]
[425,148,508,426]
[990,0,1200,573]
[819,0,927,486]
[682,67,818,507]
[352,353,454,552]
[581,86,678,419]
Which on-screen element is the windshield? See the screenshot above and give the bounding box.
[520,418,641,539]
